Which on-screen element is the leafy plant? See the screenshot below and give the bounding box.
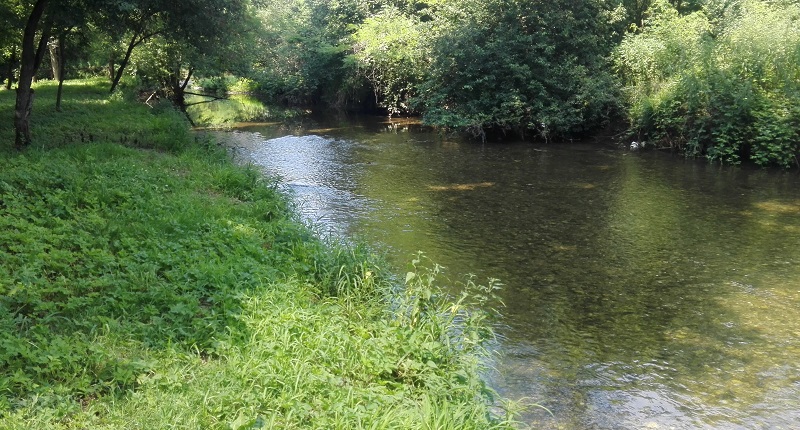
[416,0,618,140]
[350,7,425,115]
[0,79,512,429]
[614,0,800,167]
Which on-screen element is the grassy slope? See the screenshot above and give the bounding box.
[0,81,513,429]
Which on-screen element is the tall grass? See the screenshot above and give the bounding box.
[0,80,514,428]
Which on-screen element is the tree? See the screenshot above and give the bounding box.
[0,0,25,90]
[12,0,123,146]
[47,0,91,110]
[251,0,371,108]
[134,0,251,111]
[9,0,253,147]
[13,0,51,148]
[350,7,425,115]
[97,0,250,96]
[416,0,618,140]
[94,0,170,93]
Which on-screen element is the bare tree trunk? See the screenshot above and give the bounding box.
[55,37,66,111]
[14,0,50,149]
[181,67,193,91]
[48,38,61,80]
[108,55,115,81]
[5,48,15,90]
[109,33,138,93]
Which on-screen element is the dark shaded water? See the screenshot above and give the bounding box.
[216,116,800,429]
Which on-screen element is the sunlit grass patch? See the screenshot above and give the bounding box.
[1,78,192,152]
[186,94,303,127]
[78,267,511,429]
[753,200,800,214]
[0,81,512,429]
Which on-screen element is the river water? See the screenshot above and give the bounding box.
[214,115,800,429]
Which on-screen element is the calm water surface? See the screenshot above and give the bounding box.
[216,116,800,429]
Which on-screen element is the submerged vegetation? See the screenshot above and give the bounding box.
[0,81,513,428]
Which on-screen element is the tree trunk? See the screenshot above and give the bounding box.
[48,38,61,80]
[56,37,66,111]
[167,66,195,126]
[14,0,50,149]
[5,48,15,90]
[33,19,51,74]
[109,33,144,93]
[108,54,115,81]
[173,66,193,107]
[109,16,161,93]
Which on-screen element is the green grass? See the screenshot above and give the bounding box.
[2,78,193,152]
[0,80,515,429]
[186,93,303,127]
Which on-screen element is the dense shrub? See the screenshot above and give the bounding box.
[615,0,800,167]
[351,7,426,116]
[416,0,619,140]
[248,0,619,139]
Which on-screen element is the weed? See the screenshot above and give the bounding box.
[614,0,800,167]
[0,80,512,429]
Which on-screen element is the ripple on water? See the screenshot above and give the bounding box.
[221,122,800,430]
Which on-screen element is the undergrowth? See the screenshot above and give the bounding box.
[614,0,800,167]
[0,80,514,428]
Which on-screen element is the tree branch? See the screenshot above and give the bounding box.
[33,17,53,72]
[184,91,228,100]
[181,68,194,90]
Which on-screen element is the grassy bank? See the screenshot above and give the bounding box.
[0,81,513,429]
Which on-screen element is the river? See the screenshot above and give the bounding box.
[213,114,800,429]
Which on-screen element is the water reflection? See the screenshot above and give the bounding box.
[215,116,800,429]
[224,132,372,237]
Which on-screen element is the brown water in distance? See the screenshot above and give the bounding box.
[214,114,800,429]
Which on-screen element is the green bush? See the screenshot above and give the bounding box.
[615,0,800,167]
[416,0,618,140]
[350,7,426,115]
[195,75,240,94]
[196,76,262,95]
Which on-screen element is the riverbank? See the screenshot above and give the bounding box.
[0,80,513,429]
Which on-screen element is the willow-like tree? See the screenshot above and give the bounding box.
[10,0,251,147]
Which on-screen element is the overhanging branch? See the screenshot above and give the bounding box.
[184,91,229,106]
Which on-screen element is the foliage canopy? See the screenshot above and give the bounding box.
[615,0,800,167]
[4,0,800,159]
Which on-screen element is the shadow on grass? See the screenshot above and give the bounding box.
[0,81,351,408]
